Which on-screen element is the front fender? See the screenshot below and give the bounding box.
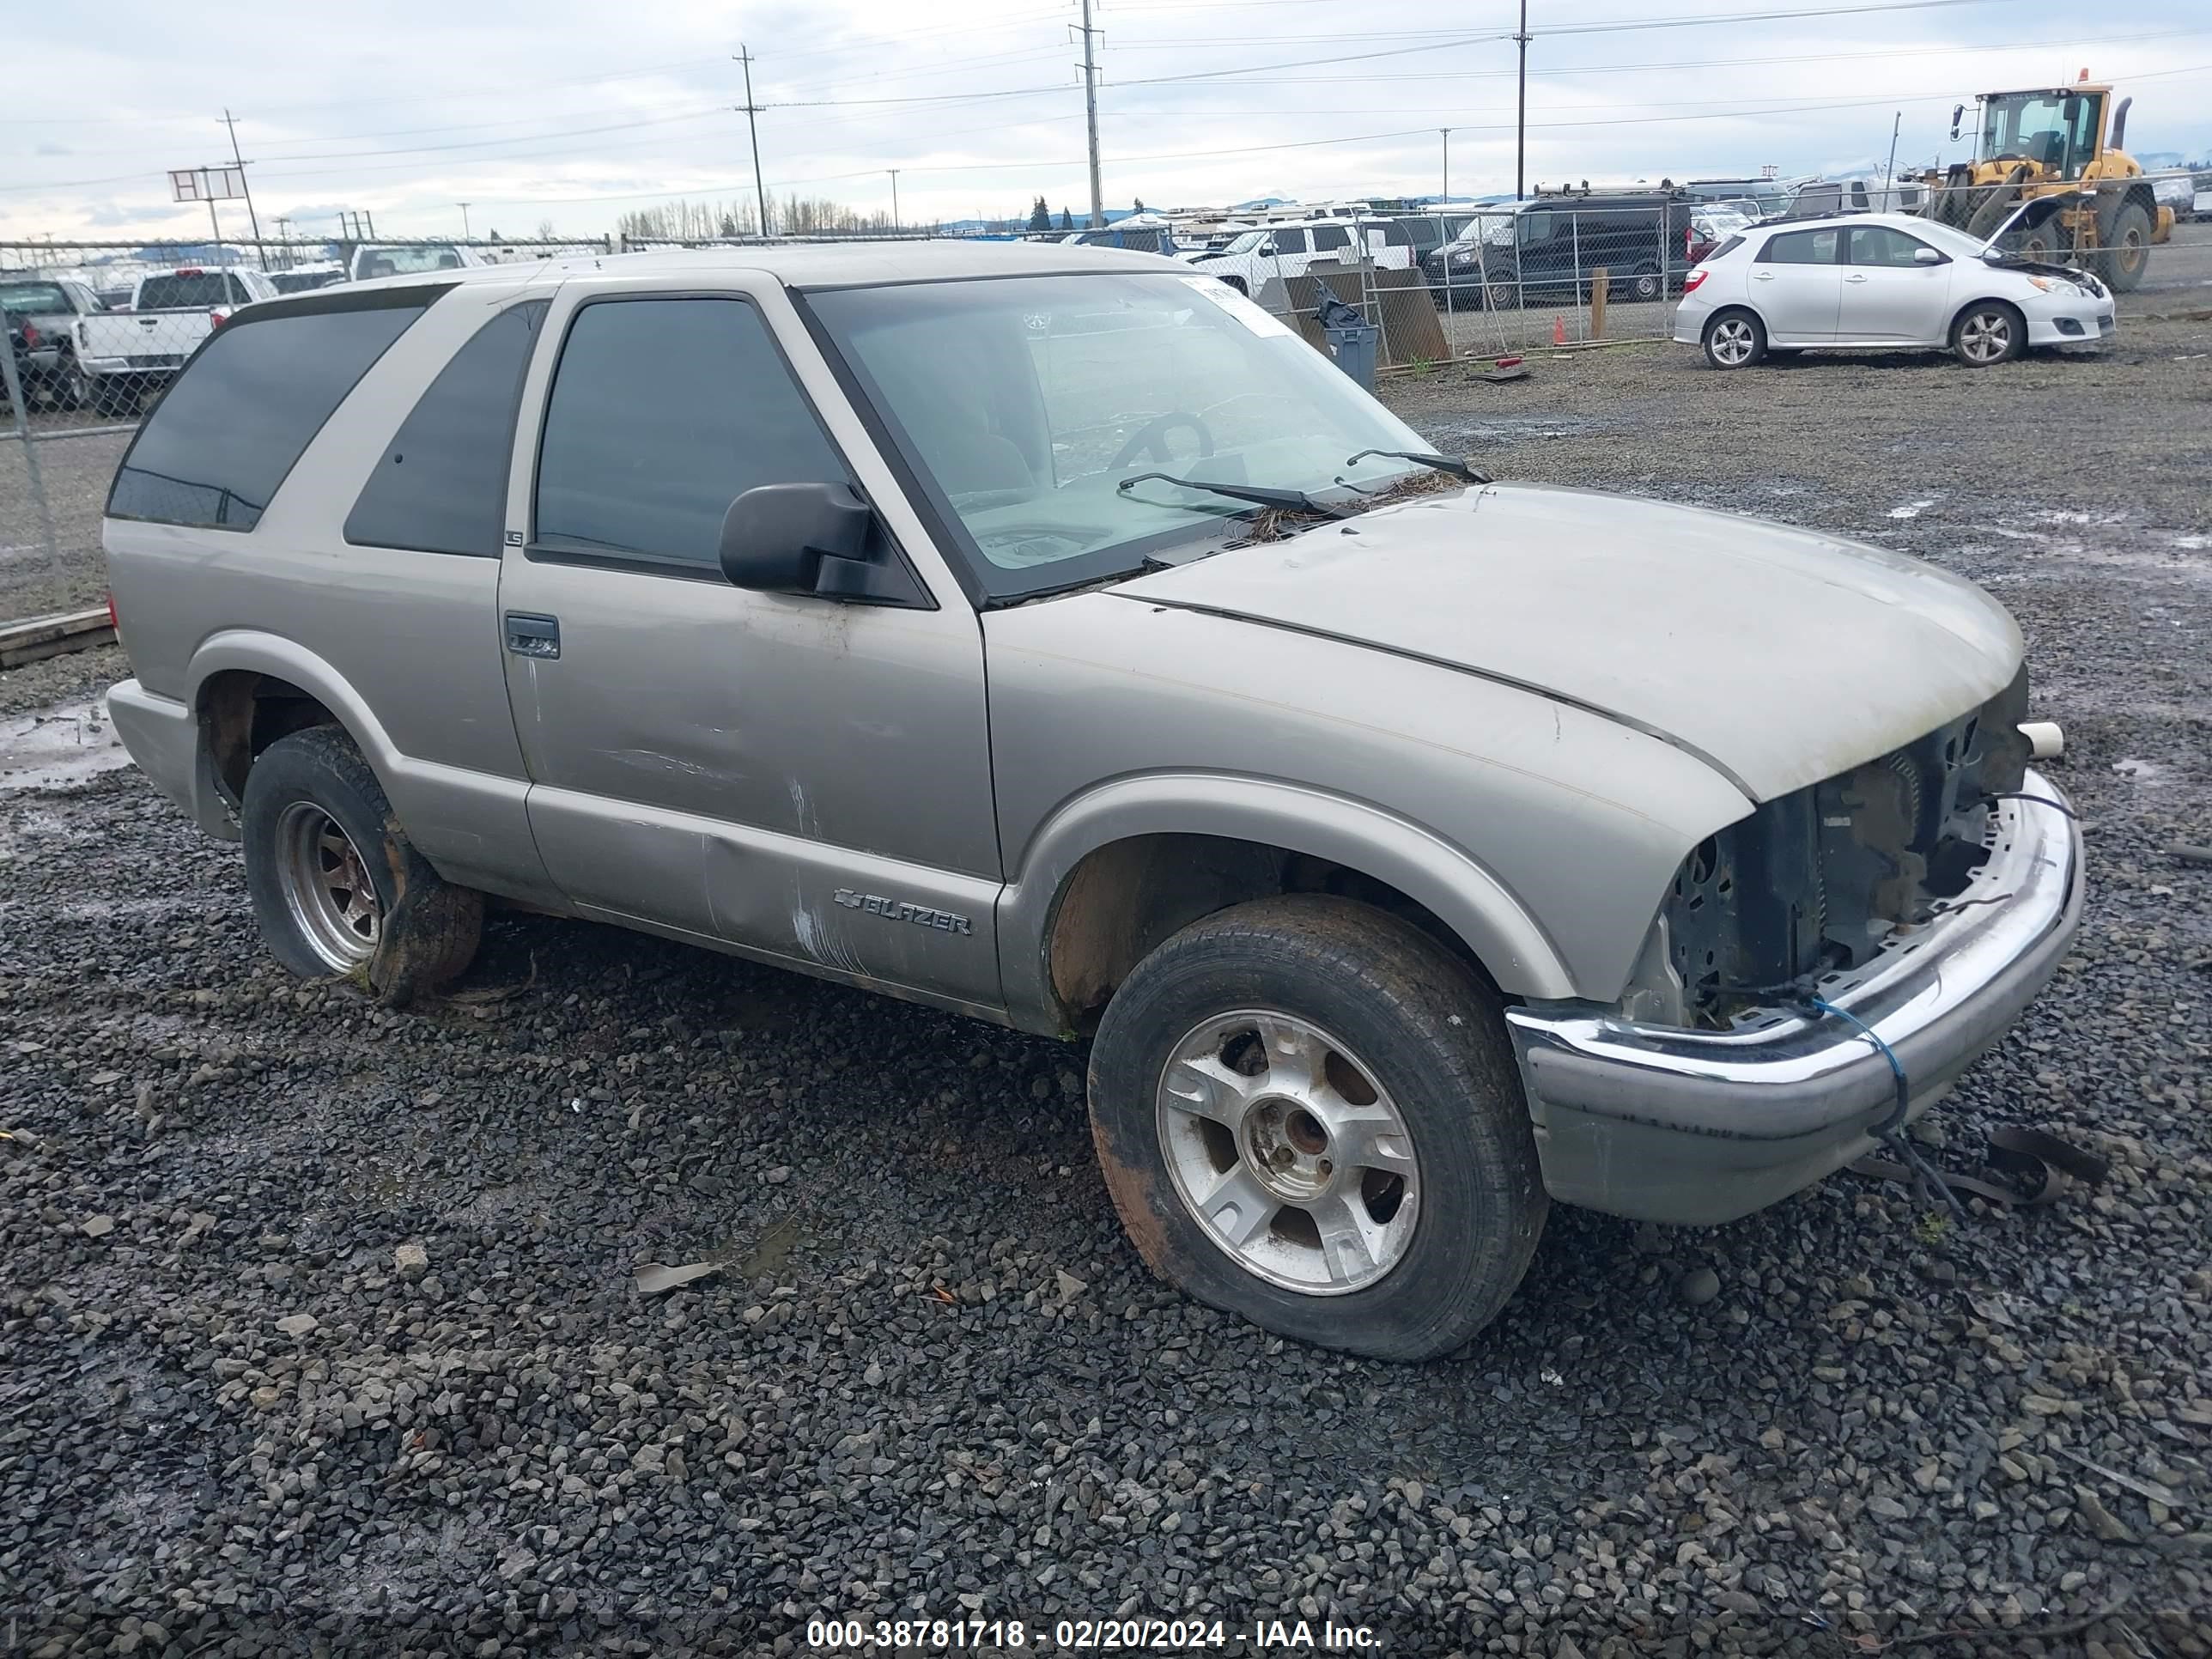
[996,772,1577,1034]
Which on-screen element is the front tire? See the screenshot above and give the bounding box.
[1629,263,1662,302]
[1951,300,2024,366]
[1703,309,1765,369]
[1087,896,1547,1361]
[242,726,482,1003]
[2097,200,2151,292]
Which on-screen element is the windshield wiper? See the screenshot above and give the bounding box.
[1116,471,1351,520]
[1343,448,1492,484]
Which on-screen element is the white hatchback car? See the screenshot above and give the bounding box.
[1674,200,2116,370]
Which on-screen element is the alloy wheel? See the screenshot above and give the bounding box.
[1960,310,2013,364]
[1155,1010,1419,1294]
[1710,318,1756,366]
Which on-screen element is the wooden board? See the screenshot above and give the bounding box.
[0,607,116,671]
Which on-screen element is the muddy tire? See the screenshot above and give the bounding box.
[2096,199,2152,293]
[241,726,482,1006]
[1087,895,1547,1361]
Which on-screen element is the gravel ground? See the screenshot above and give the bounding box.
[2,306,2209,1659]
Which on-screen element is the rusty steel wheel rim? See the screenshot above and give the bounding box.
[274,801,382,971]
[1155,1009,1419,1295]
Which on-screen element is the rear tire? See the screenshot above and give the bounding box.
[1702,309,1765,369]
[1087,895,1547,1362]
[1629,263,1662,302]
[1951,300,2024,367]
[242,726,482,1004]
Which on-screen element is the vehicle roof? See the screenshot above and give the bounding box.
[331,240,1183,296]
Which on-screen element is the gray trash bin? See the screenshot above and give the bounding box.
[1322,319,1380,390]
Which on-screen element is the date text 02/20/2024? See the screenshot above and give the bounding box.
[804,1617,1384,1650]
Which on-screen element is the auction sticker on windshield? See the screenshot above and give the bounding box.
[1181,276,1297,339]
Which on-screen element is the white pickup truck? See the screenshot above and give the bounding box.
[71,266,281,413]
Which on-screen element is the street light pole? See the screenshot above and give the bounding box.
[1441,128,1451,204]
[459,202,473,239]
[221,109,266,268]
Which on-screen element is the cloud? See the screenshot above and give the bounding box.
[1,0,2209,240]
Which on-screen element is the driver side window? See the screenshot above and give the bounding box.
[1270,228,1310,256]
[533,297,850,571]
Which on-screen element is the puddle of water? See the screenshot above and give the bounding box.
[0,697,133,794]
[2112,757,2170,783]
[2173,534,2209,551]
[1888,500,1936,520]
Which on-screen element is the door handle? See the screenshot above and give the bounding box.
[504,612,560,659]
[1844,273,1869,283]
[1752,270,1775,281]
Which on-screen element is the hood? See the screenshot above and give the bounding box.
[1110,483,2022,802]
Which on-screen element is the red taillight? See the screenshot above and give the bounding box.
[173,267,204,277]
[1683,267,1709,293]
[209,308,228,329]
[106,590,119,634]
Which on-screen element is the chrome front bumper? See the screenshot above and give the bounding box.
[1504,774,2085,1224]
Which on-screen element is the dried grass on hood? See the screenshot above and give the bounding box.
[1238,465,1478,544]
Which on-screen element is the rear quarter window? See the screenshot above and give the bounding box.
[136,273,232,310]
[107,293,434,532]
[344,300,548,556]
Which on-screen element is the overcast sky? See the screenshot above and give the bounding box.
[4,0,2209,243]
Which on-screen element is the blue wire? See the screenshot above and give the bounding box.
[1808,996,1909,1132]
[1806,994,1966,1221]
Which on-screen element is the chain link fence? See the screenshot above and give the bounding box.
[2,239,605,623]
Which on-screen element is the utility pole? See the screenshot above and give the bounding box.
[1077,0,1103,228]
[1514,0,1530,199]
[459,202,473,238]
[735,46,770,237]
[888,169,901,233]
[1440,128,1451,204]
[222,109,267,267]
[1881,110,1902,204]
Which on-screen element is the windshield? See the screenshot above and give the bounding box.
[355,246,469,277]
[1218,230,1268,254]
[1980,91,2100,178]
[809,272,1436,602]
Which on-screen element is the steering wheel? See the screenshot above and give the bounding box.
[1108,411,1216,472]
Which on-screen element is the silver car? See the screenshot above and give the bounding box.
[1676,200,2116,369]
[101,243,2082,1360]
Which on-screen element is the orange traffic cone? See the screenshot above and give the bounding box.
[1553,315,1567,346]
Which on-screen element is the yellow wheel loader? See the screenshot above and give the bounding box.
[1923,78,2173,291]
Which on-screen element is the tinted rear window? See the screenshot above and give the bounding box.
[345,301,547,556]
[108,299,429,531]
[137,273,234,309]
[0,282,70,313]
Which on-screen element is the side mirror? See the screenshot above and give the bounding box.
[1913,246,1944,265]
[718,482,869,595]
[1949,104,1964,143]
